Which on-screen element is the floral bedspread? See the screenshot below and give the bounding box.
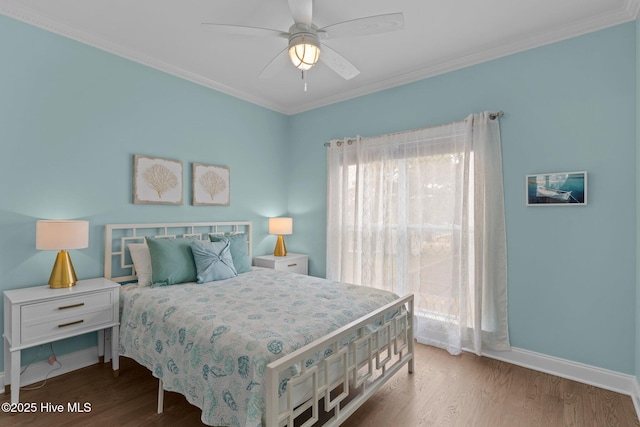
[119,267,399,427]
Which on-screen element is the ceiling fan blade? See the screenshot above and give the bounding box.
[201,23,288,39]
[319,13,404,39]
[319,45,360,80]
[288,0,313,26]
[258,48,289,79]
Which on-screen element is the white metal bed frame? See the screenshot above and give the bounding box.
[105,221,252,283]
[266,294,414,426]
[105,221,414,427]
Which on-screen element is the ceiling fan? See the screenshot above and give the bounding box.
[201,0,404,80]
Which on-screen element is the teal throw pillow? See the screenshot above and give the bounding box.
[191,240,237,284]
[209,233,251,274]
[146,236,198,287]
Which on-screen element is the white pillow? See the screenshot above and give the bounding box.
[129,243,152,286]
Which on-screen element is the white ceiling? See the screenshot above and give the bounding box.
[1,0,638,115]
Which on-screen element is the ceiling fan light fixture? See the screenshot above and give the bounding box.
[288,33,320,71]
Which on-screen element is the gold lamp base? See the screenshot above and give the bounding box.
[48,250,78,288]
[273,235,287,257]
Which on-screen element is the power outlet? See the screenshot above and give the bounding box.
[48,354,57,365]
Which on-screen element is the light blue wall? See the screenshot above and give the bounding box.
[0,16,290,368]
[1,15,637,378]
[289,23,637,374]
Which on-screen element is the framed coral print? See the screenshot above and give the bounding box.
[526,171,587,206]
[133,155,183,205]
[192,163,230,206]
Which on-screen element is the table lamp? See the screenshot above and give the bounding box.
[36,220,89,288]
[269,217,292,257]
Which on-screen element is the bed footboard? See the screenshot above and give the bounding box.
[265,294,414,427]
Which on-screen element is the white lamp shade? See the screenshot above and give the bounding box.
[269,217,293,235]
[36,220,89,250]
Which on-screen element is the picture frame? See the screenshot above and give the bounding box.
[133,155,183,205]
[192,163,230,206]
[526,171,587,206]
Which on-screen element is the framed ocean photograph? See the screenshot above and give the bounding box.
[526,171,587,206]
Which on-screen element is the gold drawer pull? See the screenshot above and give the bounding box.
[58,319,84,328]
[58,302,85,310]
[288,263,298,267]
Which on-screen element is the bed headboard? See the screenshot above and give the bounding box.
[104,221,252,282]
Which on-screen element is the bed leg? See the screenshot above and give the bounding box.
[157,379,164,414]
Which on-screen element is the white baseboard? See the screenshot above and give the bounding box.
[1,346,98,393]
[0,344,633,395]
[483,347,636,395]
[484,347,640,426]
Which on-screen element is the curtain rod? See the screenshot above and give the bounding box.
[324,111,504,147]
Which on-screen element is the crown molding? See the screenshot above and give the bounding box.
[0,3,290,114]
[625,0,640,19]
[2,1,638,116]
[289,3,639,114]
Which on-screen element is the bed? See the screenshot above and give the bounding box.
[105,221,414,427]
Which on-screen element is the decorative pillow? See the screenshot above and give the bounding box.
[209,233,251,274]
[146,236,198,287]
[128,243,152,287]
[190,240,237,284]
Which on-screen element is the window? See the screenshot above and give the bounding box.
[327,113,508,355]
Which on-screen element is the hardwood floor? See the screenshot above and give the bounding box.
[2,343,638,426]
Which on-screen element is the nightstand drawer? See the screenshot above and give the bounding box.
[253,253,309,275]
[4,277,120,404]
[273,260,307,275]
[21,291,115,344]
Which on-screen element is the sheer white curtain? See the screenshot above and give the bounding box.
[326,112,509,355]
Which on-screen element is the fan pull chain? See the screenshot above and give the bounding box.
[302,71,308,92]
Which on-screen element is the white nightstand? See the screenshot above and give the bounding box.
[3,277,120,404]
[253,253,308,275]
